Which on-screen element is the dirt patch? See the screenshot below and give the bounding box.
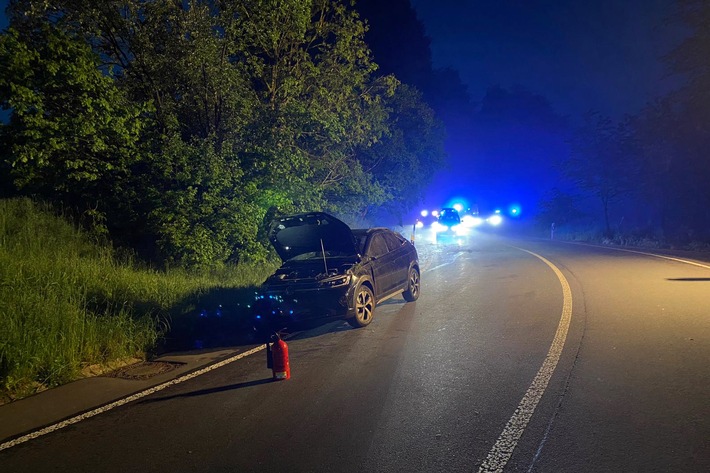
[80,357,143,378]
[106,361,184,380]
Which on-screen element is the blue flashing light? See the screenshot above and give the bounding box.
[255,315,261,319]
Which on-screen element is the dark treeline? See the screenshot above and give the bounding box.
[0,0,446,268]
[361,0,710,245]
[526,0,710,244]
[541,2,709,244]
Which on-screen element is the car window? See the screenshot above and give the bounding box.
[383,232,404,251]
[353,232,368,255]
[367,233,389,258]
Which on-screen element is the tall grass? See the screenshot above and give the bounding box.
[0,198,275,401]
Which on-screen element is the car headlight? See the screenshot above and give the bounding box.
[462,215,483,227]
[487,215,503,226]
[321,275,351,287]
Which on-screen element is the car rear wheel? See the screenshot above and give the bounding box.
[348,284,375,328]
[402,267,420,302]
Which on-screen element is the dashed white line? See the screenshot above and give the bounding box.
[478,248,573,473]
[0,344,266,452]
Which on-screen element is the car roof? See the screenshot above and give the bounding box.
[352,227,389,235]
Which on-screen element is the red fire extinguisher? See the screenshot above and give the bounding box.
[267,334,290,380]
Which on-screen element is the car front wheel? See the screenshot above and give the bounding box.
[348,284,375,328]
[402,267,420,302]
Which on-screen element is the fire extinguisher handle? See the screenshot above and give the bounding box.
[266,342,273,369]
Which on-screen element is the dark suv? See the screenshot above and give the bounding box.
[253,212,420,337]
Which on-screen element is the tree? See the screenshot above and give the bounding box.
[563,112,639,237]
[658,0,710,239]
[536,187,586,229]
[2,0,447,267]
[358,84,445,221]
[0,24,147,216]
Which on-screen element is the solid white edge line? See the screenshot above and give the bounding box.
[556,241,710,270]
[478,248,573,473]
[0,344,266,452]
[601,247,710,269]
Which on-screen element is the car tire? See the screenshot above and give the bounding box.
[402,267,420,302]
[348,284,375,328]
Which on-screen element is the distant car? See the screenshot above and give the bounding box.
[252,212,420,338]
[433,207,468,242]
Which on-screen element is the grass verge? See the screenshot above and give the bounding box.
[0,198,275,402]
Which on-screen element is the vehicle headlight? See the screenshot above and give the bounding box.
[321,275,351,287]
[462,215,483,227]
[454,225,469,235]
[487,215,503,226]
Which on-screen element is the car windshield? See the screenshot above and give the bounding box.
[352,229,368,255]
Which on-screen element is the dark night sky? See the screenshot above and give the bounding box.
[406,0,686,219]
[0,0,6,30]
[410,0,681,119]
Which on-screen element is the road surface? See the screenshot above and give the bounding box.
[1,234,709,472]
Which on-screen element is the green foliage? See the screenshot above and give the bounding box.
[360,84,446,220]
[0,198,156,398]
[0,24,147,199]
[1,0,447,269]
[144,134,269,269]
[0,197,276,400]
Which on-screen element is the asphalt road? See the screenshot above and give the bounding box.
[1,234,709,472]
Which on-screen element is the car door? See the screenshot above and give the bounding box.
[366,232,397,297]
[382,231,410,290]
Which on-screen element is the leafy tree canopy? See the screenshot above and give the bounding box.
[1,0,445,267]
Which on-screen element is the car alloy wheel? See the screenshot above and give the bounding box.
[348,284,375,328]
[403,267,420,302]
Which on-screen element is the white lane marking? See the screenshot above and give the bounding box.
[599,246,710,270]
[478,248,573,473]
[0,344,266,452]
[556,241,710,270]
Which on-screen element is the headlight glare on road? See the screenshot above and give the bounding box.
[453,224,469,235]
[432,221,447,232]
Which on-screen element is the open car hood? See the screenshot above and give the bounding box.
[268,212,358,262]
